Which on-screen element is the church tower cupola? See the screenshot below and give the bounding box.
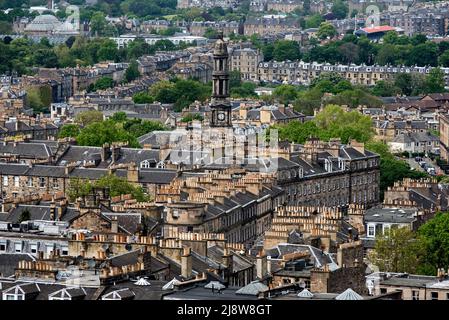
[210,32,232,127]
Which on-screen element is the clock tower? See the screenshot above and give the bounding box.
[210,33,232,127]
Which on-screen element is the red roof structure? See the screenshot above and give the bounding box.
[360,25,396,34]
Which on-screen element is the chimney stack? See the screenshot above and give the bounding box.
[256,250,268,279]
[111,144,121,163]
[101,143,110,162]
[111,216,118,233]
[181,247,193,279]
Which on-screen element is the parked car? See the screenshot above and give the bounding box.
[415,156,422,162]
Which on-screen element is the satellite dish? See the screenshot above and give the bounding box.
[125,243,132,251]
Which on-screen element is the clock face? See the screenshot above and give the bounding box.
[217,112,226,121]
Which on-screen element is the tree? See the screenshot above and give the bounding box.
[371,80,401,97]
[204,27,219,39]
[365,140,426,197]
[338,42,360,64]
[133,92,154,104]
[181,113,204,122]
[314,104,374,143]
[417,212,449,275]
[97,40,119,61]
[94,174,149,202]
[230,82,257,98]
[150,80,177,103]
[75,110,104,126]
[317,22,337,40]
[262,43,274,61]
[58,124,81,138]
[76,120,138,147]
[93,77,115,91]
[273,40,301,61]
[123,118,167,137]
[110,111,128,122]
[375,44,400,66]
[439,49,449,67]
[33,49,59,68]
[229,70,242,88]
[305,14,323,28]
[273,85,298,104]
[425,68,445,93]
[394,73,414,96]
[89,12,116,36]
[370,227,421,274]
[26,86,51,113]
[407,43,438,67]
[331,0,348,19]
[67,178,93,202]
[124,61,140,83]
[274,120,320,144]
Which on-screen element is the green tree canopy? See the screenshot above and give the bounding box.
[425,68,445,93]
[95,174,149,202]
[273,40,301,61]
[124,61,141,83]
[133,92,154,104]
[75,110,104,127]
[417,212,449,275]
[58,124,81,138]
[76,120,138,147]
[273,84,298,104]
[331,0,348,19]
[317,22,337,40]
[370,227,421,274]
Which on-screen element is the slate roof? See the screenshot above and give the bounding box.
[1,205,79,223]
[0,253,35,277]
[0,142,52,159]
[206,246,253,273]
[102,212,142,235]
[0,163,176,185]
[364,207,417,224]
[100,280,168,300]
[107,250,168,272]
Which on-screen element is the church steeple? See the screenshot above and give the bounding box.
[210,32,232,127]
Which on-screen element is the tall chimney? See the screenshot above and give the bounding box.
[222,247,233,283]
[181,247,193,279]
[256,250,268,279]
[111,144,121,163]
[111,216,118,233]
[127,162,139,183]
[101,143,110,162]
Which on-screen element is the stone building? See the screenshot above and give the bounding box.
[267,0,303,13]
[189,21,240,37]
[155,169,285,247]
[368,271,449,300]
[232,103,305,127]
[439,111,449,162]
[243,16,300,36]
[229,47,264,82]
[256,61,449,87]
[0,86,26,117]
[277,139,381,208]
